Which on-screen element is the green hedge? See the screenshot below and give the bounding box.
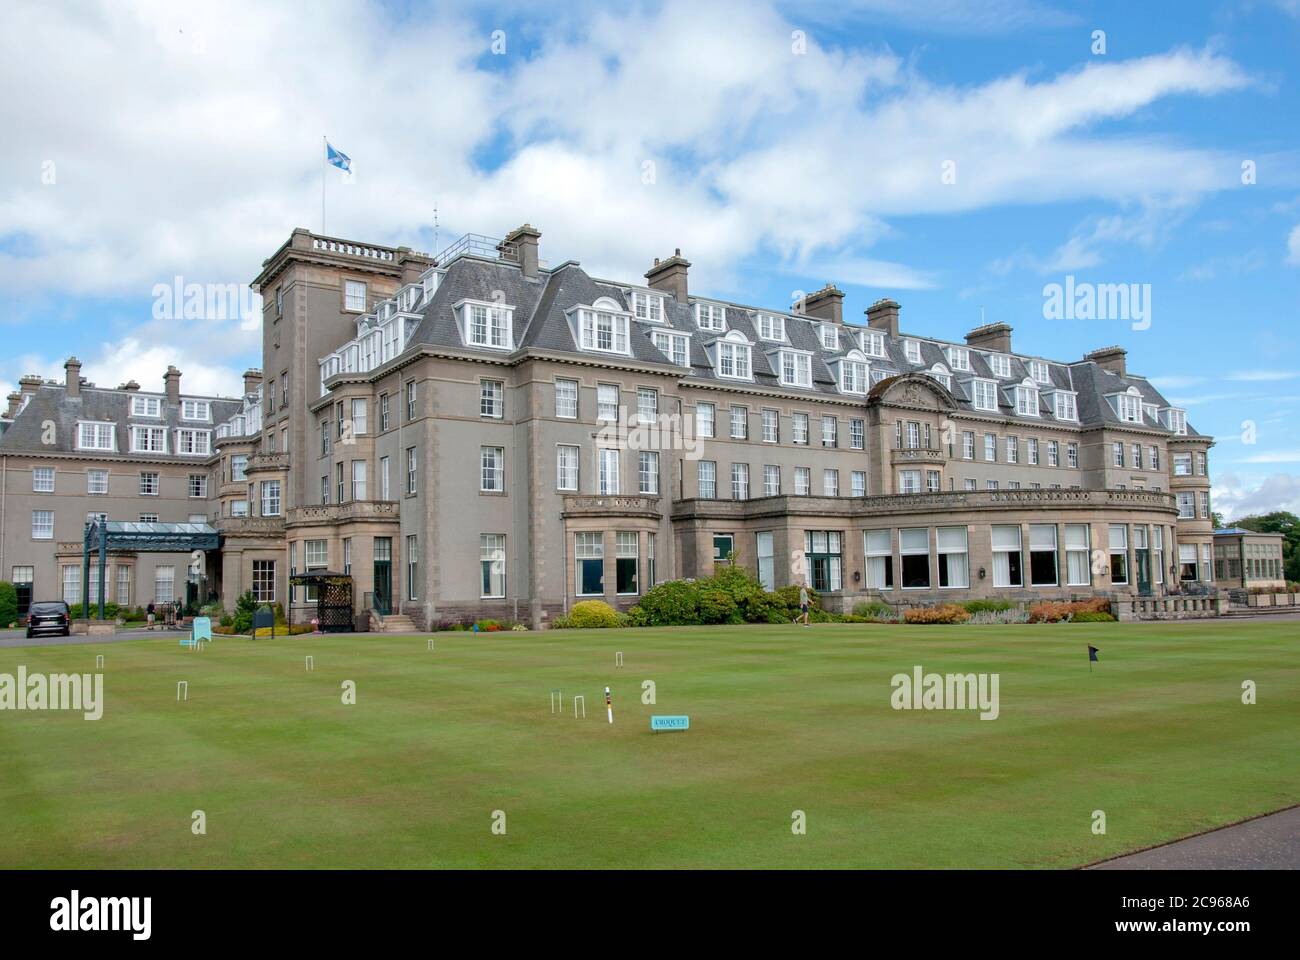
[626,568,820,627]
[0,581,16,627]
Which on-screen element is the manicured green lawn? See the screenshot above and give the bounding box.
[0,621,1295,868]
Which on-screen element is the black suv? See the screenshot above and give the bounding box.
[26,601,71,638]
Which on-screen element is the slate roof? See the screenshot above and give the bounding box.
[0,383,242,459]
[397,253,1202,438]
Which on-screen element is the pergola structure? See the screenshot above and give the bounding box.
[81,517,220,620]
[287,571,354,633]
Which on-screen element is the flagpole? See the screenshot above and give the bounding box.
[321,135,326,234]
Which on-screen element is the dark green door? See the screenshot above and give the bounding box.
[1136,549,1152,595]
[373,537,392,615]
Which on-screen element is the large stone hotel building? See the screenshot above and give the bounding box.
[0,225,1217,628]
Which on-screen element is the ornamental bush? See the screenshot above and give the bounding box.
[628,579,702,626]
[563,599,621,629]
[1027,598,1112,623]
[962,599,1014,614]
[903,603,971,624]
[852,599,896,622]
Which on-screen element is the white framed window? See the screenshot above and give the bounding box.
[865,529,893,589]
[481,446,505,492]
[763,464,780,496]
[1065,524,1090,586]
[731,463,749,500]
[989,354,1011,378]
[791,412,809,445]
[478,380,504,419]
[962,432,975,459]
[407,535,419,600]
[77,421,116,451]
[555,379,578,419]
[575,532,604,596]
[481,534,506,599]
[697,460,716,499]
[695,302,726,331]
[154,565,175,604]
[33,466,54,493]
[1176,492,1195,519]
[639,451,659,495]
[1029,524,1058,586]
[637,388,658,422]
[1163,407,1188,436]
[1015,384,1039,416]
[762,409,779,443]
[716,338,752,380]
[818,324,839,351]
[557,445,579,491]
[780,350,813,388]
[1113,442,1124,467]
[898,469,921,494]
[1052,391,1078,421]
[1149,446,1161,470]
[823,469,839,497]
[860,330,887,358]
[87,469,108,495]
[597,448,619,495]
[406,447,418,494]
[757,314,786,342]
[652,331,690,367]
[1006,436,1018,463]
[344,280,367,312]
[597,384,619,422]
[821,416,837,448]
[261,480,281,516]
[181,399,211,421]
[630,291,664,323]
[1114,390,1143,423]
[176,429,211,455]
[756,531,774,590]
[992,525,1023,587]
[838,358,869,394]
[984,433,997,462]
[937,526,969,588]
[464,301,513,350]
[904,339,922,363]
[1067,442,1078,468]
[971,379,998,411]
[131,425,167,453]
[380,456,390,499]
[899,527,930,589]
[730,406,747,440]
[850,419,864,450]
[1196,451,1207,476]
[139,472,160,496]
[578,307,629,354]
[851,470,866,497]
[130,396,161,418]
[794,466,810,495]
[946,346,970,371]
[1027,360,1051,384]
[351,460,367,500]
[188,473,206,498]
[696,402,715,438]
[32,510,54,540]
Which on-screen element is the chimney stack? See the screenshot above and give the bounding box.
[965,322,1013,354]
[645,248,691,303]
[1085,345,1127,376]
[64,356,82,399]
[19,374,43,400]
[801,284,844,324]
[243,368,264,397]
[5,392,22,418]
[164,365,182,404]
[397,246,437,286]
[865,299,900,339]
[499,224,542,279]
[120,380,140,392]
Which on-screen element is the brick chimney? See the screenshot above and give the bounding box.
[64,356,82,399]
[498,224,541,279]
[645,249,691,303]
[19,374,43,400]
[397,246,437,286]
[1085,345,1127,376]
[965,322,1013,353]
[164,365,182,404]
[120,380,140,392]
[243,368,263,396]
[801,284,844,324]
[865,299,900,339]
[5,392,22,418]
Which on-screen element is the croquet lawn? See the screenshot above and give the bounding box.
[0,620,1295,868]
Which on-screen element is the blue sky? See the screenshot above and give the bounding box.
[1,0,1298,517]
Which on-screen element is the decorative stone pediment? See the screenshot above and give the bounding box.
[867,372,957,413]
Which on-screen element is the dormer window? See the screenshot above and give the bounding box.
[989,354,1011,378]
[904,339,922,363]
[1014,381,1039,417]
[779,349,813,388]
[131,396,162,418]
[971,378,998,411]
[181,399,211,422]
[456,299,514,351]
[576,304,630,355]
[818,324,839,351]
[695,302,726,331]
[1027,360,1051,384]
[651,330,690,367]
[947,346,970,372]
[1162,407,1188,436]
[1052,390,1078,421]
[77,421,116,452]
[860,330,887,358]
[837,354,869,394]
[176,428,212,456]
[1110,387,1142,424]
[421,271,439,304]
[757,314,786,342]
[631,291,664,323]
[715,332,752,380]
[928,364,952,390]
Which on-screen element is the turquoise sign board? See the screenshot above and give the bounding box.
[650,715,690,732]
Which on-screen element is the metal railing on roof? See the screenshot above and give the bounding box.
[433,232,548,270]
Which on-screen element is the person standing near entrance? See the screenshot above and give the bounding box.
[146,601,155,631]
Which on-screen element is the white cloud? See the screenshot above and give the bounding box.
[1214,471,1300,520]
[1226,370,1300,382]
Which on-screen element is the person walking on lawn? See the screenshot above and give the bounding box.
[795,584,811,626]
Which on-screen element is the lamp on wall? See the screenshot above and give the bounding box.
[853,570,861,583]
[977,567,986,580]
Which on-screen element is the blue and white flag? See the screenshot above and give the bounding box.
[325,141,352,172]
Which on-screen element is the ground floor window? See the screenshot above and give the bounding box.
[937,526,968,588]
[1064,524,1090,586]
[155,565,175,604]
[899,527,930,589]
[1179,543,1198,582]
[865,529,893,589]
[1201,544,1212,582]
[1153,527,1164,585]
[576,532,604,596]
[713,534,734,562]
[1029,524,1058,586]
[756,531,774,590]
[407,535,419,600]
[992,525,1023,588]
[62,565,80,606]
[13,566,33,618]
[116,565,131,607]
[481,534,506,599]
[805,530,843,592]
[252,561,275,603]
[647,533,657,588]
[1109,525,1129,585]
[616,532,639,595]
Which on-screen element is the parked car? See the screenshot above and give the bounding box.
[26,601,71,638]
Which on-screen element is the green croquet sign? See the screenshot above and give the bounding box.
[650,715,689,732]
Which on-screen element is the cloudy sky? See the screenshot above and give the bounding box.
[2,0,1298,519]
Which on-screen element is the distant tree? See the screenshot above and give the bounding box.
[1236,511,1300,582]
[1211,511,1226,530]
[0,581,17,627]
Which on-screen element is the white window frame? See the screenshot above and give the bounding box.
[779,350,813,388]
[757,314,786,342]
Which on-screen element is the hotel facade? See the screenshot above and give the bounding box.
[0,225,1217,628]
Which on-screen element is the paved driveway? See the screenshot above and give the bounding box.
[0,627,186,649]
[1089,806,1300,869]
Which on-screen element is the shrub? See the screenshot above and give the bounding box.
[629,579,702,626]
[962,599,1014,614]
[903,603,971,624]
[1027,598,1112,623]
[1070,610,1116,623]
[0,581,16,627]
[565,600,620,629]
[475,619,503,632]
[968,608,1030,625]
[852,599,895,621]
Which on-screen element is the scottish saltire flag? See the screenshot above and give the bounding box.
[325,141,352,172]
[1088,645,1100,662]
